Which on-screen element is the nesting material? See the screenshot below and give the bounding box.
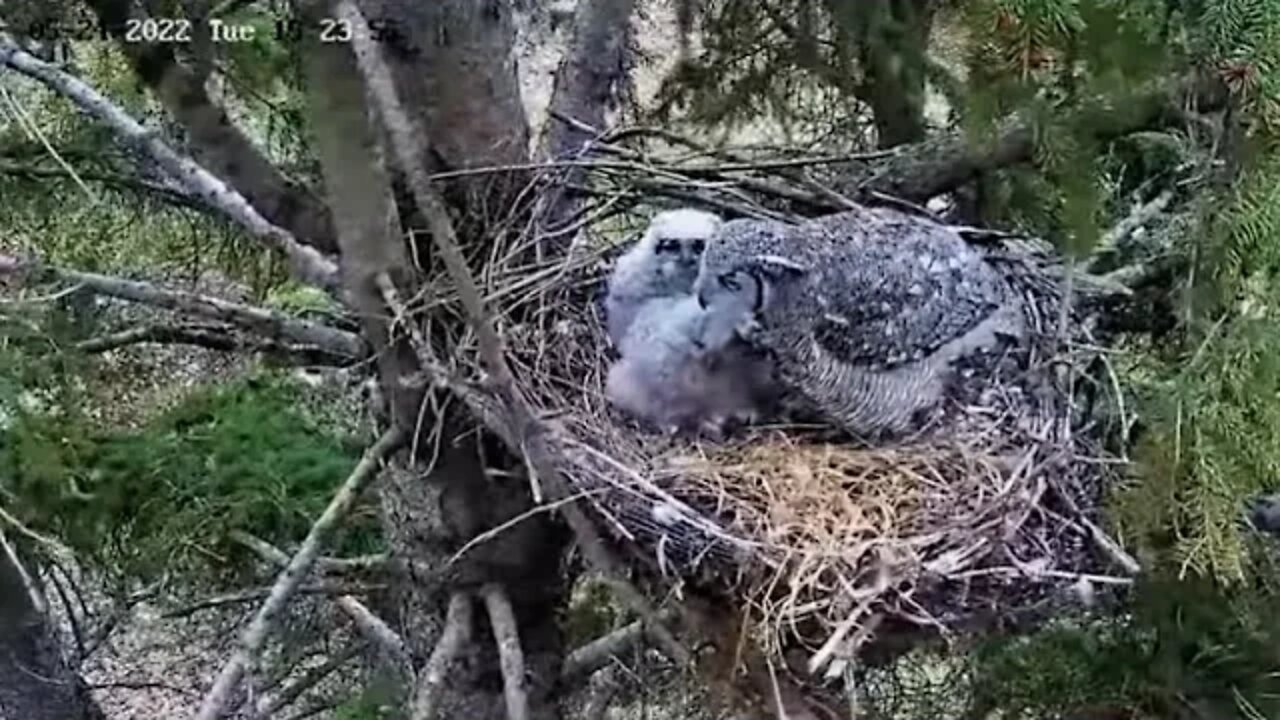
[469,199,1125,673]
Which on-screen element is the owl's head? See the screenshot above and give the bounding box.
[641,208,722,288]
[694,269,763,351]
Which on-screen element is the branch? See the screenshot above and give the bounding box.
[0,42,341,291]
[0,159,207,212]
[1,258,364,362]
[74,322,353,366]
[229,530,413,677]
[257,643,364,717]
[83,0,338,253]
[409,593,474,720]
[845,73,1229,202]
[560,609,681,685]
[160,582,384,619]
[334,595,413,677]
[481,584,530,720]
[195,428,404,720]
[341,0,691,673]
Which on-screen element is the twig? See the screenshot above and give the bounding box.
[409,593,474,720]
[257,643,364,716]
[0,42,340,292]
[481,584,530,720]
[335,596,412,677]
[0,258,364,361]
[161,583,385,619]
[195,428,404,720]
[560,611,679,685]
[229,530,412,676]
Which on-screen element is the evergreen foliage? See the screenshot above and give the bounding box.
[0,359,375,582]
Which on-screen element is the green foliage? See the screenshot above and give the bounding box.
[1111,154,1280,583]
[0,367,377,582]
[958,568,1280,720]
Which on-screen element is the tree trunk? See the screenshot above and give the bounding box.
[828,0,934,148]
[537,0,637,243]
[300,4,572,717]
[0,542,101,720]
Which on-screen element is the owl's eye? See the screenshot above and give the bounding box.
[655,239,678,253]
[689,239,706,255]
[719,273,741,291]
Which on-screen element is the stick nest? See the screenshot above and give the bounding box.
[441,149,1130,671]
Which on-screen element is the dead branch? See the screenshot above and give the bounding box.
[160,583,384,620]
[74,322,354,366]
[341,0,691,673]
[560,610,680,685]
[334,596,413,678]
[256,643,364,717]
[0,42,340,291]
[229,531,413,677]
[195,428,404,720]
[481,584,530,720]
[0,258,364,362]
[0,158,207,211]
[410,592,474,720]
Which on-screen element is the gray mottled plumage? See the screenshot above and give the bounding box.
[606,270,776,435]
[694,207,1027,437]
[605,208,723,346]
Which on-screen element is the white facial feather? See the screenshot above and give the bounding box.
[604,208,723,346]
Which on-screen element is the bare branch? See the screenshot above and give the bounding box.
[561,617,674,685]
[161,583,384,620]
[229,530,413,677]
[481,584,530,720]
[74,322,353,366]
[0,258,364,362]
[410,593,474,720]
[256,643,364,717]
[0,42,341,291]
[195,428,404,720]
[0,158,206,212]
[334,596,413,677]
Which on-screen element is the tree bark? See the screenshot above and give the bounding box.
[537,0,636,241]
[0,540,102,720]
[299,5,571,717]
[353,0,532,212]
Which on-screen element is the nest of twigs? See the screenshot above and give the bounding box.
[438,140,1131,674]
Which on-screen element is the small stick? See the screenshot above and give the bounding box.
[481,584,530,720]
[195,428,404,720]
[409,593,474,720]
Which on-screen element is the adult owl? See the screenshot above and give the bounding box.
[693,206,1029,438]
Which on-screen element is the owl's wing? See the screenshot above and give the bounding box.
[805,224,1009,370]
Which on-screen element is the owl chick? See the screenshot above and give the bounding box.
[605,208,723,346]
[695,208,1027,438]
[606,269,775,436]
